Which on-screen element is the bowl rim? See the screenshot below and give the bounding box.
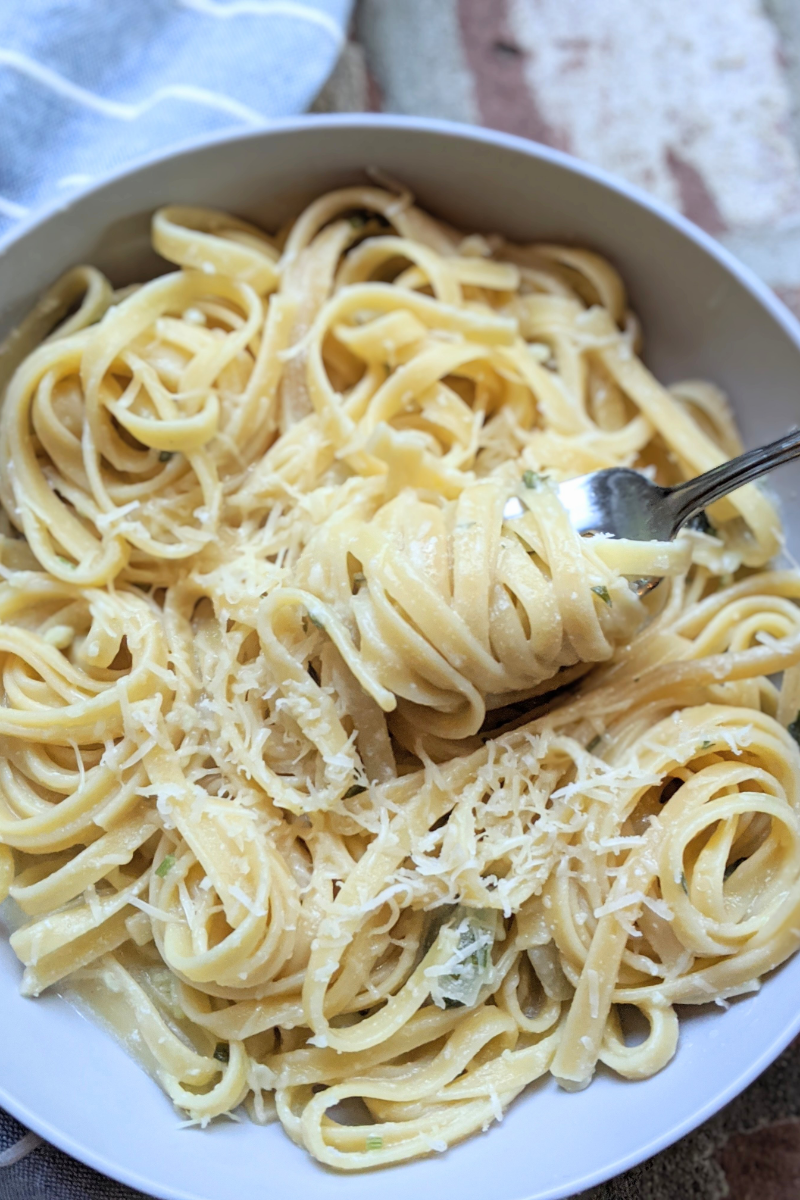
[2,111,800,1200]
[1,110,798,345]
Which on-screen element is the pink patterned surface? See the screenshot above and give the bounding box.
[315,0,800,321]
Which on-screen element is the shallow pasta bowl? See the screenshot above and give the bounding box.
[1,114,800,1200]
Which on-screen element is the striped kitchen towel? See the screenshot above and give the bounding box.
[0,0,352,237]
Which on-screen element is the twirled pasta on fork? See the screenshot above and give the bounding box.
[0,183,799,1169]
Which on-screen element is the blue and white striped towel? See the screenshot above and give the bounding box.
[0,0,352,236]
[0,4,351,1193]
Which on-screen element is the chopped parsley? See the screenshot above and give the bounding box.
[155,854,175,878]
[788,712,800,747]
[522,469,547,489]
[344,784,367,799]
[159,451,173,462]
[591,585,612,606]
[365,1133,383,1151]
[213,1043,230,1063]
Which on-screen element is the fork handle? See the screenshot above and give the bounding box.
[665,427,800,535]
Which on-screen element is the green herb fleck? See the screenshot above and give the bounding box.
[307,612,325,631]
[591,585,612,606]
[680,872,689,895]
[430,908,498,1009]
[213,1042,230,1063]
[155,854,175,878]
[700,740,714,750]
[159,451,173,462]
[788,712,800,747]
[522,469,546,489]
[586,734,603,753]
[365,1133,383,1151]
[55,555,75,569]
[344,784,367,799]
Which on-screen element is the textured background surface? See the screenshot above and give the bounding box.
[317,0,800,330]
[316,3,800,1196]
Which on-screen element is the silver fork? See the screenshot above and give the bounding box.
[503,428,800,589]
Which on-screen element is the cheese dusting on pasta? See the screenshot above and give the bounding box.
[1,185,800,1168]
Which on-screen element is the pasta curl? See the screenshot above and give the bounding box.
[1,185,799,1169]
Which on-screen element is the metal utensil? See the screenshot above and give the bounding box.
[503,428,800,592]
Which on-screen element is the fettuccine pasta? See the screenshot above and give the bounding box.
[1,184,800,1169]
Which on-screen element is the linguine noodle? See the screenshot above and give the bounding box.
[1,184,800,1168]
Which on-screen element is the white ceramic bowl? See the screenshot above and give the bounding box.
[2,115,800,1200]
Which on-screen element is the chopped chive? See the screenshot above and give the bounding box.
[213,1042,230,1063]
[365,1133,383,1151]
[789,712,800,747]
[344,784,367,799]
[586,734,602,753]
[591,585,612,606]
[155,854,175,878]
[429,908,497,1009]
[159,451,173,462]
